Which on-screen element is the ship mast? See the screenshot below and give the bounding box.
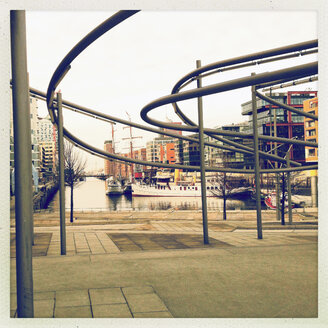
[123,112,142,182]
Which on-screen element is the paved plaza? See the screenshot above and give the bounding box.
[9,209,319,319]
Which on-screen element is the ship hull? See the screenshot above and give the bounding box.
[131,184,215,197]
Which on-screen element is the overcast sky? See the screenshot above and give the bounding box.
[24,10,317,170]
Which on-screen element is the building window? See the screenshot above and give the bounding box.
[305,121,315,128]
[306,129,316,137]
[308,149,316,156]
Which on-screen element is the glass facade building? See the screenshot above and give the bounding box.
[241,91,318,167]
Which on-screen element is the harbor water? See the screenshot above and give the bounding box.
[48,177,265,212]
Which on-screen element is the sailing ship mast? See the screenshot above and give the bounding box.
[123,112,142,182]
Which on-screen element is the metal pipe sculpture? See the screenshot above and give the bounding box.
[41,10,318,243]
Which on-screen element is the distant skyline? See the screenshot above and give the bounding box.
[23,11,317,170]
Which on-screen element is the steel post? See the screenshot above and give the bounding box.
[10,10,34,318]
[251,73,263,239]
[196,60,209,244]
[286,151,293,224]
[311,172,318,207]
[281,173,285,225]
[27,72,34,246]
[57,92,67,255]
[273,101,281,221]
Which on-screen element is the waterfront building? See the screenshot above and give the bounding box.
[241,90,318,168]
[146,136,178,165]
[303,97,318,163]
[10,95,40,187]
[104,140,115,177]
[28,96,41,173]
[39,141,56,180]
[174,139,184,165]
[207,123,248,169]
[133,148,147,179]
[182,134,200,167]
[36,114,58,182]
[37,114,57,144]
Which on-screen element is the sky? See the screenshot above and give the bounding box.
[24,10,318,171]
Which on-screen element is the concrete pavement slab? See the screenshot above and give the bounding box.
[55,289,90,307]
[122,286,154,295]
[34,291,55,300]
[89,287,126,305]
[54,305,92,318]
[34,299,55,318]
[92,303,132,318]
[133,311,173,318]
[125,293,169,313]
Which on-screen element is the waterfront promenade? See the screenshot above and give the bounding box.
[9,208,318,319]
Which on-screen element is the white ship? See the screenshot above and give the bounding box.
[132,172,217,197]
[105,176,123,195]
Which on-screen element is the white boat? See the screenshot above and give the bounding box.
[105,176,123,195]
[210,186,253,199]
[123,182,133,195]
[132,172,217,197]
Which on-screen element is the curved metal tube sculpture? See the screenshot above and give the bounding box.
[45,10,318,174]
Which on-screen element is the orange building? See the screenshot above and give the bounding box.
[165,143,176,164]
[303,97,318,163]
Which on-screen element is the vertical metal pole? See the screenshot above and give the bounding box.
[268,88,273,195]
[310,171,318,207]
[281,173,285,225]
[10,10,34,318]
[27,72,34,246]
[286,151,293,224]
[196,60,209,245]
[57,92,66,255]
[273,104,280,221]
[274,104,281,221]
[251,73,263,239]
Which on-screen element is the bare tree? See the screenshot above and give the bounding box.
[217,172,233,221]
[64,141,87,222]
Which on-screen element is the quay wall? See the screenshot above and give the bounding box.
[33,182,58,211]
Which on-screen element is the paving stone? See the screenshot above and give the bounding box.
[90,248,106,254]
[55,306,92,318]
[56,289,90,307]
[34,291,55,300]
[96,232,120,253]
[34,299,55,318]
[92,303,132,318]
[89,287,126,305]
[10,293,16,310]
[122,286,154,296]
[125,293,168,313]
[133,311,173,318]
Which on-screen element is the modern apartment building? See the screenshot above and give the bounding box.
[146,136,178,165]
[207,123,248,169]
[39,141,56,179]
[36,114,57,181]
[182,134,200,167]
[10,96,40,175]
[241,90,318,167]
[303,97,318,163]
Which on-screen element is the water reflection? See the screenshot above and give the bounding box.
[49,177,260,212]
